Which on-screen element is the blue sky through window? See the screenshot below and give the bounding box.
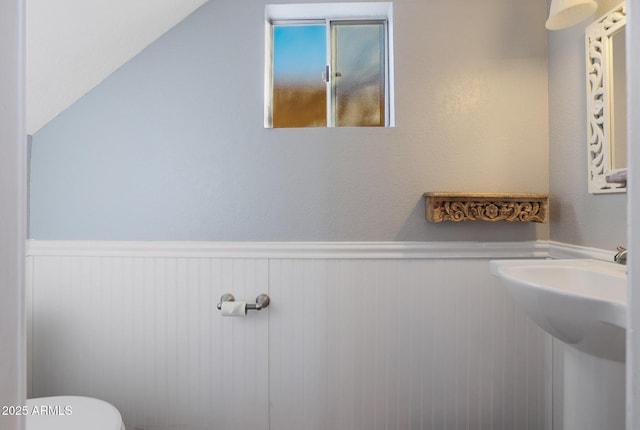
[273,25,326,86]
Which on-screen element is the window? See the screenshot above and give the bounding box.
[265,3,394,128]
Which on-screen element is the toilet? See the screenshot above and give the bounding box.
[26,396,125,430]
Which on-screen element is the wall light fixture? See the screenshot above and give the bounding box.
[546,0,598,30]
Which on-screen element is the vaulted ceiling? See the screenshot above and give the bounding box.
[27,0,209,134]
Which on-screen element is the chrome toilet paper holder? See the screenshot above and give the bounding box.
[216,293,270,311]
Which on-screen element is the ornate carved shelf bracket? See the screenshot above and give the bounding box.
[424,193,551,223]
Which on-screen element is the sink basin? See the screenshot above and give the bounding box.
[490,259,627,361]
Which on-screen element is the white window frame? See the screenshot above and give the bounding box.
[264,2,395,128]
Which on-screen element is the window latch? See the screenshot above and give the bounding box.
[322,65,330,83]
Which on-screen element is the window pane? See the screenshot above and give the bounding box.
[332,22,385,127]
[272,25,327,128]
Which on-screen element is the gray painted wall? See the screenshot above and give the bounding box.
[548,0,627,250]
[30,0,550,241]
[0,0,27,425]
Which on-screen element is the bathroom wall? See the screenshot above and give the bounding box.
[25,2,556,429]
[0,0,27,425]
[548,0,627,250]
[29,0,550,242]
[26,242,548,430]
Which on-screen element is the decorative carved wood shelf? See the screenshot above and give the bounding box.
[424,192,551,223]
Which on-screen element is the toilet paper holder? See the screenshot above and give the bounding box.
[216,293,270,311]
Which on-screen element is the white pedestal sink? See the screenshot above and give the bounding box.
[490,258,626,430]
[490,258,626,361]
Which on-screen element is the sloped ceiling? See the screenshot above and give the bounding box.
[27,0,209,135]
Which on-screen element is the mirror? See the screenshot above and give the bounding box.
[585,2,626,193]
[611,28,627,170]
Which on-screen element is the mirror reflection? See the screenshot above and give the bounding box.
[611,27,627,170]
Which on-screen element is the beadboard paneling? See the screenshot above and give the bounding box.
[269,258,546,430]
[27,242,548,430]
[30,256,269,430]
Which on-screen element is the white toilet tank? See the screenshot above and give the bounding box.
[26,396,125,430]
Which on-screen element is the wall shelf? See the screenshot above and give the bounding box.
[424,192,551,223]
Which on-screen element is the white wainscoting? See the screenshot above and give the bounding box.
[25,240,560,430]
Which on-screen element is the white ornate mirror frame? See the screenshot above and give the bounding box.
[585,2,626,193]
